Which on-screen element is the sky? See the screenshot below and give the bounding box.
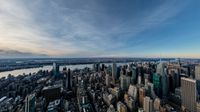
[0,0,200,58]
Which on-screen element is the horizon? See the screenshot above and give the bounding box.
[1,0,200,58]
[0,57,200,60]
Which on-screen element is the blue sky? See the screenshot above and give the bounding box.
[0,0,200,58]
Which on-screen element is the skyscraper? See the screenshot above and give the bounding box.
[125,97,136,112]
[156,62,168,98]
[67,68,72,90]
[101,64,105,71]
[168,74,175,93]
[25,93,36,112]
[197,80,200,101]
[197,102,200,112]
[138,75,142,85]
[153,98,161,111]
[112,63,117,83]
[153,73,162,97]
[128,84,138,99]
[53,62,59,77]
[138,67,144,84]
[93,63,100,72]
[181,77,196,112]
[144,73,150,87]
[117,101,127,112]
[107,105,115,112]
[161,68,169,98]
[110,87,120,100]
[156,62,165,76]
[106,74,110,86]
[120,75,131,90]
[143,96,153,112]
[131,67,137,84]
[195,65,200,102]
[63,67,68,88]
[139,87,146,107]
[195,65,200,80]
[147,82,156,99]
[171,70,180,88]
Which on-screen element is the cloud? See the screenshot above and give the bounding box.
[0,49,48,58]
[0,0,188,57]
[0,0,89,56]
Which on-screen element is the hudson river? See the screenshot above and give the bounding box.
[0,62,129,78]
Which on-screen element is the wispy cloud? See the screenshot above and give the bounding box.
[0,49,47,58]
[0,0,189,57]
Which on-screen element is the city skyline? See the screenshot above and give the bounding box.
[0,0,200,58]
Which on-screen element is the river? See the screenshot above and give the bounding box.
[0,62,131,78]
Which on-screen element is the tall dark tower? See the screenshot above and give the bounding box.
[178,58,181,75]
[101,64,105,71]
[63,67,67,88]
[67,68,72,90]
[53,62,59,78]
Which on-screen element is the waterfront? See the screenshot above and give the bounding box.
[0,64,93,78]
[0,62,128,78]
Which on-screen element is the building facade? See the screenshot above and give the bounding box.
[181,77,196,112]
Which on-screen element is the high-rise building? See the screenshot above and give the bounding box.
[181,77,196,112]
[144,73,150,87]
[197,80,200,101]
[156,62,165,76]
[120,75,131,90]
[101,64,105,71]
[153,98,161,111]
[67,68,72,90]
[171,70,180,88]
[156,62,169,98]
[63,67,68,88]
[53,62,59,77]
[138,75,142,85]
[153,73,162,97]
[112,63,117,83]
[139,87,146,107]
[128,84,137,99]
[117,101,127,112]
[93,63,100,72]
[124,93,129,103]
[131,67,137,84]
[107,105,115,112]
[161,68,169,98]
[143,96,153,112]
[138,67,145,84]
[147,82,156,99]
[42,85,62,102]
[124,96,136,112]
[126,65,132,77]
[25,93,36,112]
[168,73,175,93]
[106,74,110,86]
[197,102,200,112]
[195,65,200,80]
[110,87,120,100]
[106,65,112,76]
[117,67,121,79]
[103,93,115,106]
[120,75,126,90]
